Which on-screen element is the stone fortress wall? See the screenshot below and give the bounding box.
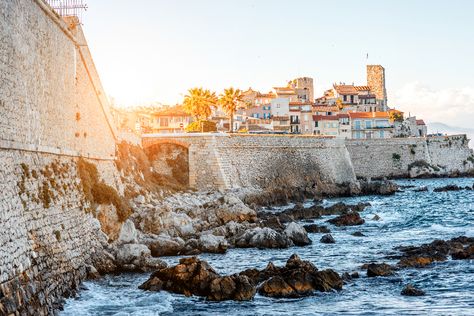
[346,135,474,179]
[0,0,119,314]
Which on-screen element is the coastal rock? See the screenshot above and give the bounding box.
[303,224,330,234]
[372,214,381,221]
[148,236,184,257]
[117,219,138,244]
[320,234,335,244]
[401,284,425,296]
[351,231,365,237]
[198,234,229,253]
[235,227,292,249]
[328,212,365,226]
[116,243,151,265]
[284,222,312,246]
[257,255,343,298]
[208,275,256,301]
[367,263,394,277]
[360,180,399,195]
[433,185,471,192]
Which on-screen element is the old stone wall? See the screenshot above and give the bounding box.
[346,135,474,179]
[0,0,119,314]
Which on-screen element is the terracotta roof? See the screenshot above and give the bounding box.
[289,101,312,105]
[153,106,188,117]
[416,119,426,126]
[334,85,358,95]
[354,86,371,91]
[313,114,349,121]
[348,112,390,119]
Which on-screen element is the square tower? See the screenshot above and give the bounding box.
[293,77,314,103]
[366,65,387,109]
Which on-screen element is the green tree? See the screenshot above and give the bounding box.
[219,87,243,133]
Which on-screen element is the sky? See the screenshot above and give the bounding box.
[82,0,474,128]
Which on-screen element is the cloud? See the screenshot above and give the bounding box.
[391,82,474,128]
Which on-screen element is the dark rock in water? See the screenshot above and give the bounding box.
[401,284,425,296]
[395,236,474,266]
[367,263,394,277]
[139,257,254,301]
[322,202,370,216]
[341,271,360,281]
[260,215,285,231]
[372,214,381,221]
[328,212,365,226]
[257,254,343,298]
[351,272,360,279]
[303,224,330,234]
[320,234,335,244]
[351,231,365,237]
[360,180,399,195]
[433,184,471,192]
[140,255,343,301]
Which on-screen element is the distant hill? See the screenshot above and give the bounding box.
[428,122,474,148]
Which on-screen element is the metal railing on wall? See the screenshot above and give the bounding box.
[44,0,87,23]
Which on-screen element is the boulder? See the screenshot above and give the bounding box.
[235,227,292,249]
[367,263,394,277]
[284,222,312,246]
[117,219,138,244]
[351,231,365,237]
[320,234,335,244]
[328,212,365,226]
[360,180,399,195]
[208,275,256,301]
[116,243,151,265]
[303,224,330,234]
[148,236,184,257]
[372,214,381,221]
[401,284,425,296]
[198,234,229,254]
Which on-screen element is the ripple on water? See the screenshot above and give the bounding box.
[62,178,474,316]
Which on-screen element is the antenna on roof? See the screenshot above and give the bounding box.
[45,0,88,24]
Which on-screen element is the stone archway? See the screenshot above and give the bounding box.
[144,141,190,187]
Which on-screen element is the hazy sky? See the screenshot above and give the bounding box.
[82,0,474,128]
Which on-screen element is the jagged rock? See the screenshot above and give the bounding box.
[117,219,138,244]
[235,227,292,249]
[398,256,434,268]
[303,224,330,234]
[284,222,312,246]
[414,186,428,192]
[208,275,256,301]
[198,234,228,253]
[433,185,471,192]
[320,234,335,244]
[367,263,394,277]
[351,231,365,237]
[182,238,201,255]
[148,236,184,257]
[257,254,342,298]
[115,243,151,265]
[85,265,100,280]
[328,212,365,226]
[401,284,425,296]
[372,214,381,221]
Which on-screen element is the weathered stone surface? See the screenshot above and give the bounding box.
[320,234,336,244]
[235,227,292,249]
[328,212,365,226]
[198,234,229,254]
[284,222,312,246]
[303,224,330,234]
[117,220,138,244]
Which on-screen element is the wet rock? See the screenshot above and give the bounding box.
[367,263,394,277]
[351,231,365,237]
[85,265,100,280]
[235,227,292,249]
[320,234,335,244]
[372,214,381,221]
[198,234,228,254]
[303,224,330,234]
[257,254,343,298]
[208,275,256,301]
[284,222,312,246]
[395,236,474,266]
[401,284,425,296]
[360,180,399,195]
[433,185,471,192]
[414,186,428,192]
[328,212,365,226]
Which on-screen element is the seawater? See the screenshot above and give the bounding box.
[62,178,474,316]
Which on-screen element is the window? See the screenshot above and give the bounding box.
[366,120,372,129]
[343,95,347,102]
[355,121,361,130]
[315,121,319,127]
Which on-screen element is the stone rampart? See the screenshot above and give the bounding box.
[346,135,474,179]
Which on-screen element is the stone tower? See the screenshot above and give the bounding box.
[294,77,314,102]
[367,65,387,109]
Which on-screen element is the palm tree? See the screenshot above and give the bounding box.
[219,87,243,133]
[183,88,217,131]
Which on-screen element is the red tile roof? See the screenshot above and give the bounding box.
[416,119,426,126]
[334,85,358,95]
[354,86,371,91]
